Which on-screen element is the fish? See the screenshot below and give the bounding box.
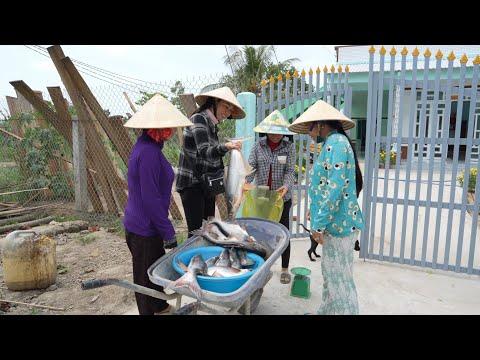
[215,248,231,267]
[225,149,255,220]
[209,219,254,243]
[207,266,251,278]
[237,249,255,267]
[205,256,219,267]
[167,254,207,298]
[191,220,270,258]
[192,219,273,258]
[229,248,242,270]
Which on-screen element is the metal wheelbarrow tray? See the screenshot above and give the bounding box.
[81,218,289,315]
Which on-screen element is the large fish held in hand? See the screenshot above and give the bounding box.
[225,148,255,220]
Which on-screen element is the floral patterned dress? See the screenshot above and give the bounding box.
[308,131,365,315]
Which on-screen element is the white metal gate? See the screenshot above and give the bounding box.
[361,46,480,275]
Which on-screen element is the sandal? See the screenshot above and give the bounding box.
[280,272,291,284]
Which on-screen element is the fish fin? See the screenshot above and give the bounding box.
[168,272,203,299]
[177,261,189,272]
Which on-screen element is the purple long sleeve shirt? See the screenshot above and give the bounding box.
[123,132,175,240]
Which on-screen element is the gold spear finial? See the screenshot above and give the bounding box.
[261,79,267,87]
[435,50,443,60]
[474,55,480,66]
[285,71,291,79]
[412,47,420,57]
[345,65,350,73]
[424,48,432,58]
[277,73,283,81]
[379,46,386,55]
[293,70,299,78]
[301,69,306,77]
[330,65,336,73]
[460,53,468,64]
[447,51,456,61]
[269,76,275,83]
[309,68,313,75]
[401,47,409,56]
[369,46,376,54]
[323,65,329,73]
[390,47,397,56]
[316,67,321,74]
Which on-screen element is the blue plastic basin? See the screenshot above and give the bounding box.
[172,246,265,294]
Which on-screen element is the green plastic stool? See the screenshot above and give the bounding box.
[290,267,311,299]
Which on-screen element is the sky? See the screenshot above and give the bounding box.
[0,45,337,117]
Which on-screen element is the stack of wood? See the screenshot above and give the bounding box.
[0,207,57,235]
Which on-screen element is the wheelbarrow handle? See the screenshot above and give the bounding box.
[81,279,109,290]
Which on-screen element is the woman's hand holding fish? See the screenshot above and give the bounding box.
[276,185,288,198]
[225,141,242,151]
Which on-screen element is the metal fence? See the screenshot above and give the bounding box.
[257,68,352,239]
[361,46,480,275]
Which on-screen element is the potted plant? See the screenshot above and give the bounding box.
[379,149,397,169]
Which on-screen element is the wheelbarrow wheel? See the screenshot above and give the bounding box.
[238,288,263,315]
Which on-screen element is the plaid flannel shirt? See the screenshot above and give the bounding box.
[245,137,296,202]
[176,111,228,191]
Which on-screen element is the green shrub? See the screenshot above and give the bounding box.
[458,167,478,193]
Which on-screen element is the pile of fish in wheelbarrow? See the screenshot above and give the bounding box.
[166,218,272,299]
[81,217,289,315]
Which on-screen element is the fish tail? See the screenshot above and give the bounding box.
[167,272,203,299]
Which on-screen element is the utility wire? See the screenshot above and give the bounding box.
[31,45,183,88]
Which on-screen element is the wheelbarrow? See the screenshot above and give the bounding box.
[81,218,290,315]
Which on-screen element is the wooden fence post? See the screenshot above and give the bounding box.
[72,115,88,211]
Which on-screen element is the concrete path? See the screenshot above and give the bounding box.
[124,238,480,315]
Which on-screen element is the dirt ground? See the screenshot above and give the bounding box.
[0,225,136,315]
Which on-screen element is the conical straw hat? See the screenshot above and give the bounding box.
[123,94,192,129]
[253,110,295,135]
[288,99,355,134]
[194,86,246,119]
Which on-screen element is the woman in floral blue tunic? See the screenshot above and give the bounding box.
[289,100,364,315]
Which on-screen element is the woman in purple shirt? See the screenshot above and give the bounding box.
[123,94,192,315]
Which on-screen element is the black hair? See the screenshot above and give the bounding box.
[192,97,217,117]
[192,97,234,120]
[322,120,363,196]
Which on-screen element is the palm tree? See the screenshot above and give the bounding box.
[223,45,299,94]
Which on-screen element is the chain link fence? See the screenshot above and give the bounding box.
[0,73,238,241]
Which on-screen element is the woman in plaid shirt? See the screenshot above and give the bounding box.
[245,110,296,284]
[176,87,246,233]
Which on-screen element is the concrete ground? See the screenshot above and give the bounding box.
[124,237,480,315]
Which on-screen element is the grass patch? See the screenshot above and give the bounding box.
[78,234,96,245]
[57,264,68,274]
[53,214,82,223]
[30,308,40,315]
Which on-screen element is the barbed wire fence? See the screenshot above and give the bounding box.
[0,45,238,240]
